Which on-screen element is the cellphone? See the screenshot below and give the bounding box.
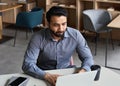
[8,77,28,86]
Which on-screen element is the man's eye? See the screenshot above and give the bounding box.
[62,23,66,26]
[62,22,67,26]
[53,24,59,27]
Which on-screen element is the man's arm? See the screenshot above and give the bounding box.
[22,45,45,79]
[22,34,46,79]
[22,44,61,85]
[22,34,62,86]
[76,31,94,71]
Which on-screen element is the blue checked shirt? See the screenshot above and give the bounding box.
[22,27,94,79]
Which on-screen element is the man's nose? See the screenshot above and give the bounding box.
[58,25,64,31]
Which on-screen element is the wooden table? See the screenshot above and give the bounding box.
[0,67,120,86]
[108,14,120,29]
[0,4,23,39]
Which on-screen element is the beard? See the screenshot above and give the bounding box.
[50,29,65,37]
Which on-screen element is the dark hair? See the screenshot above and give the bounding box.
[46,6,68,23]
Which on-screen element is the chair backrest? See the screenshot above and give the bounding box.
[83,9,112,32]
[16,7,44,29]
[31,7,42,12]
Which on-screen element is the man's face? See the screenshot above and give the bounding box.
[48,16,67,37]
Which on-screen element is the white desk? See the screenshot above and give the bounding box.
[0,67,120,86]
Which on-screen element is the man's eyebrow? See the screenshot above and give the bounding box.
[62,22,67,24]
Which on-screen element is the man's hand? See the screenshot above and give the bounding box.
[44,72,61,86]
[75,68,86,73]
[78,68,86,73]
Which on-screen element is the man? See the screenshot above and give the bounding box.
[22,6,94,86]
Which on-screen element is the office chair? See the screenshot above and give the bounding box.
[82,9,114,56]
[13,7,44,46]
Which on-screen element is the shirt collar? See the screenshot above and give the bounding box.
[64,28,70,38]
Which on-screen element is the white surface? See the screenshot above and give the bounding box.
[93,67,120,86]
[0,73,47,86]
[0,67,120,86]
[56,71,97,86]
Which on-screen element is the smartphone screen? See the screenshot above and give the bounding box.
[9,77,27,86]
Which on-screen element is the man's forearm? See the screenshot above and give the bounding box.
[22,62,46,79]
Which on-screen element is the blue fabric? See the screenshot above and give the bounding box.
[16,7,44,29]
[22,27,94,79]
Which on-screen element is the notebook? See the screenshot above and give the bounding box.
[56,70,97,86]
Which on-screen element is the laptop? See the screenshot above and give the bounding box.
[56,70,97,86]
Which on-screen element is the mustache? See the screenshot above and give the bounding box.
[50,29,64,37]
[56,31,64,33]
[50,29,65,34]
